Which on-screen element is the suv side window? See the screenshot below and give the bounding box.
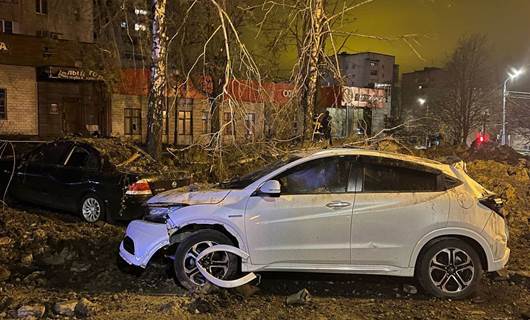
[361,157,438,192]
[275,156,352,194]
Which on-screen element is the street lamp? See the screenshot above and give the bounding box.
[502,68,525,145]
[418,98,429,146]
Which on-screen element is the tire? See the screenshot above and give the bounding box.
[174,229,238,292]
[416,238,483,299]
[79,194,105,223]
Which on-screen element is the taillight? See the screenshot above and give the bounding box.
[126,179,152,196]
[479,196,506,218]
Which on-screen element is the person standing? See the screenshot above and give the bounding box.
[320,111,333,146]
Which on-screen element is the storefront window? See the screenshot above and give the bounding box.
[0,89,6,120]
[124,108,141,136]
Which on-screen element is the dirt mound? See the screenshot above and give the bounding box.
[467,142,530,166]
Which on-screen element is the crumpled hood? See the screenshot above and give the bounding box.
[147,189,231,205]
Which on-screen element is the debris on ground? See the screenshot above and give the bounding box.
[286,288,312,306]
[402,284,418,295]
[53,300,77,316]
[16,304,45,318]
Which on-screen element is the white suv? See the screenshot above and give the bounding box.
[119,149,509,299]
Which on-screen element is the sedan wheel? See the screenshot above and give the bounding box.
[417,238,482,299]
[81,196,102,223]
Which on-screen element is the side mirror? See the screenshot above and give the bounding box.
[258,180,281,197]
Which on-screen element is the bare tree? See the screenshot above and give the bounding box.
[432,35,496,145]
[146,0,168,159]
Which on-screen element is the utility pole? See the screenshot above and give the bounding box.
[501,68,524,145]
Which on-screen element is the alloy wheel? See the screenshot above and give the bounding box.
[82,197,101,223]
[182,241,230,286]
[429,247,475,293]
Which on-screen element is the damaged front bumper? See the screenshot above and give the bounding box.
[119,220,170,268]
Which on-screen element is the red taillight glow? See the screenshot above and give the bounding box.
[126,179,152,196]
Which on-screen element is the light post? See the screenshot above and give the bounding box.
[501,68,524,145]
[418,98,429,146]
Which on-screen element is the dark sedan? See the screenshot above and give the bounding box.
[0,139,189,223]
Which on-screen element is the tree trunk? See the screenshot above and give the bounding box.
[146,0,168,159]
[300,0,326,142]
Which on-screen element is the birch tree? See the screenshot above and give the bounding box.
[146,0,168,159]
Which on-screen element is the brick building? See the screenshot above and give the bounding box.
[0,0,106,138]
[0,33,108,138]
[111,71,288,145]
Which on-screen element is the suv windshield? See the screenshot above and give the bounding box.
[218,156,301,189]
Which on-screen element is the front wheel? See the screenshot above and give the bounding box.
[174,229,238,292]
[416,238,483,299]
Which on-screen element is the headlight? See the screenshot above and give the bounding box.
[143,205,185,223]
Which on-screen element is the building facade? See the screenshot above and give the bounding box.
[0,0,93,41]
[401,67,445,121]
[0,0,108,139]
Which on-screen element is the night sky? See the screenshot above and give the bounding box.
[265,0,530,76]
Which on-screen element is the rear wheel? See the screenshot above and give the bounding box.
[416,238,483,299]
[174,229,238,292]
[80,194,104,223]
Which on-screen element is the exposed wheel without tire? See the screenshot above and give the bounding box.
[80,194,104,223]
[416,238,483,299]
[174,229,238,292]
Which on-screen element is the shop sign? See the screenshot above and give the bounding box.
[0,42,8,52]
[46,66,103,81]
[341,86,387,108]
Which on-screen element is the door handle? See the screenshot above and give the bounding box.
[326,201,351,208]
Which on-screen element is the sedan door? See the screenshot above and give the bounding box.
[351,156,450,269]
[15,142,72,207]
[245,156,356,267]
[49,145,101,212]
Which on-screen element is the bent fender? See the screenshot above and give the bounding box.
[195,245,257,288]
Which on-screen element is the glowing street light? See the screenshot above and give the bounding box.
[501,67,525,145]
[418,98,427,106]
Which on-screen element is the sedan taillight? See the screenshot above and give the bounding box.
[126,179,152,196]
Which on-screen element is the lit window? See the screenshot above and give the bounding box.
[36,0,48,14]
[178,111,192,136]
[135,8,148,15]
[134,23,147,32]
[120,21,128,28]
